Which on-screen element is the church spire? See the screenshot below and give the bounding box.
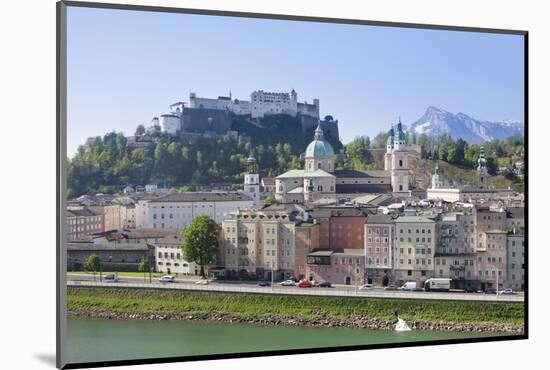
[314,122,324,141]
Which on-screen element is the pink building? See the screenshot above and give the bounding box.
[306,248,365,286]
[365,215,395,285]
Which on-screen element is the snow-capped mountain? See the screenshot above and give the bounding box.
[408,106,524,144]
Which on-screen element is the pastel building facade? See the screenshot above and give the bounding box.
[364,215,395,285]
[393,216,436,284]
[506,233,525,291]
[135,192,253,230]
[306,249,365,286]
[151,233,200,275]
[220,209,298,280]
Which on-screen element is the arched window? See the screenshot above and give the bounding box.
[399,159,403,167]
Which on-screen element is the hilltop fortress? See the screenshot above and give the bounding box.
[187,89,319,119]
[152,89,331,139]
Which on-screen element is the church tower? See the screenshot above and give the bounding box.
[477,145,488,189]
[391,119,410,194]
[431,162,444,189]
[384,126,394,171]
[244,155,260,208]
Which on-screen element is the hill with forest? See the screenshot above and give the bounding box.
[67,114,343,198]
[344,134,524,193]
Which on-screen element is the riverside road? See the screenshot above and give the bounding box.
[66,274,524,303]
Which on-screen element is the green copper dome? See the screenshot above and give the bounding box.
[305,124,334,158]
[305,139,334,158]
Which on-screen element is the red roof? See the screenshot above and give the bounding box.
[261,177,276,185]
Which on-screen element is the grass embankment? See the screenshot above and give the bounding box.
[68,271,167,278]
[67,287,524,327]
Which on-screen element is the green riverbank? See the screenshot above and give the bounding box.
[67,287,525,333]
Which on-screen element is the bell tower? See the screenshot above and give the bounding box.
[391,119,410,194]
[244,155,260,208]
[477,145,488,189]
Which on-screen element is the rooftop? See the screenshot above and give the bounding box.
[66,208,101,218]
[67,243,151,251]
[334,169,390,179]
[366,215,395,224]
[276,169,334,179]
[394,216,435,223]
[149,192,252,203]
[261,177,276,185]
[335,183,393,194]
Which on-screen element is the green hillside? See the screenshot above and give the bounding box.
[67,114,343,198]
[355,149,523,192]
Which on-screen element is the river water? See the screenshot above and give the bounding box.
[67,317,505,364]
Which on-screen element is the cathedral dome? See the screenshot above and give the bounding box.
[305,123,334,158]
[305,139,334,158]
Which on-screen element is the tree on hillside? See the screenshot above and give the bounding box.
[135,124,145,137]
[182,215,219,278]
[85,253,100,281]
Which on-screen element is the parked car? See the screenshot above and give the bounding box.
[104,273,118,281]
[297,280,313,288]
[195,279,209,285]
[258,280,270,287]
[359,283,374,291]
[499,288,516,295]
[280,280,296,286]
[318,281,332,288]
[399,282,417,291]
[159,275,175,283]
[484,288,497,294]
[384,285,398,291]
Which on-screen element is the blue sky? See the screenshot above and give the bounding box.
[67,6,524,156]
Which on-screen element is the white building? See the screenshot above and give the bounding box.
[187,89,319,119]
[135,192,254,230]
[151,233,200,275]
[159,114,181,135]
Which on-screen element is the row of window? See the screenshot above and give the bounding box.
[367,228,389,235]
[399,228,432,234]
[399,258,432,265]
[68,224,101,232]
[67,216,101,225]
[436,259,474,266]
[399,247,432,255]
[367,237,389,244]
[158,252,181,260]
[399,237,432,243]
[366,247,389,253]
[367,258,388,265]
